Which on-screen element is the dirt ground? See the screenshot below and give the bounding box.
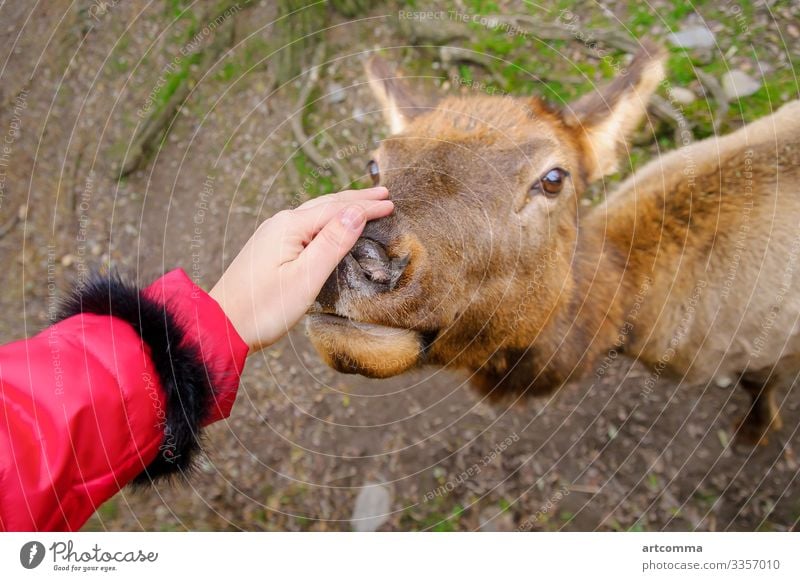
[1,0,799,531]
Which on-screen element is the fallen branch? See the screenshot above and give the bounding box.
[290,42,351,188]
[695,69,729,132]
[284,150,303,197]
[121,74,196,177]
[495,14,642,54]
[649,94,694,144]
[121,1,243,177]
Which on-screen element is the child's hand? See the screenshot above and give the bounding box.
[210,187,393,352]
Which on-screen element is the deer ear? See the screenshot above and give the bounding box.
[365,56,427,134]
[563,43,666,181]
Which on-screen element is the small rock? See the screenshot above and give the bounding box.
[667,26,716,49]
[326,83,347,105]
[197,454,216,475]
[479,508,515,531]
[351,482,392,532]
[721,70,761,100]
[714,375,734,389]
[61,254,74,267]
[351,106,367,123]
[669,86,696,105]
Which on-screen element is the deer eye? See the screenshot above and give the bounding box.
[367,160,380,185]
[530,167,569,197]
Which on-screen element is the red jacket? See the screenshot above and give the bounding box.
[0,269,248,531]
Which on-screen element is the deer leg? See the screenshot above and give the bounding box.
[734,375,783,446]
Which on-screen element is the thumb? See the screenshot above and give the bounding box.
[294,205,366,292]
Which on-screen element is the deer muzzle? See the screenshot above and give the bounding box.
[316,237,409,310]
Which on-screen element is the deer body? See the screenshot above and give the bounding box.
[598,100,800,387]
[307,46,799,443]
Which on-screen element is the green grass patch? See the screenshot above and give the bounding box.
[292,150,337,198]
[214,36,272,84]
[463,0,500,12]
[424,504,466,532]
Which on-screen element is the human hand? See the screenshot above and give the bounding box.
[210,187,393,352]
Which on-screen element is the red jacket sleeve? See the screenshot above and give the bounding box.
[0,269,248,531]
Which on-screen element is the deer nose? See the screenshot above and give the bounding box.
[346,238,408,291]
[314,237,409,312]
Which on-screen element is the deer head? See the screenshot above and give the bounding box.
[307,44,665,384]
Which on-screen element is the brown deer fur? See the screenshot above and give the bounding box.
[306,44,800,444]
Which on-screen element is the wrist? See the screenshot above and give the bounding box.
[209,281,255,353]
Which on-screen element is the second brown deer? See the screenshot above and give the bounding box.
[307,44,800,445]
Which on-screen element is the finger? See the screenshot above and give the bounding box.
[297,186,388,210]
[271,199,393,266]
[290,205,371,293]
[293,199,394,240]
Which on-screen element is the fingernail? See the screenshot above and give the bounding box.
[340,206,365,230]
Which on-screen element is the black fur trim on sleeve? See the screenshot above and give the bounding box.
[55,271,211,485]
